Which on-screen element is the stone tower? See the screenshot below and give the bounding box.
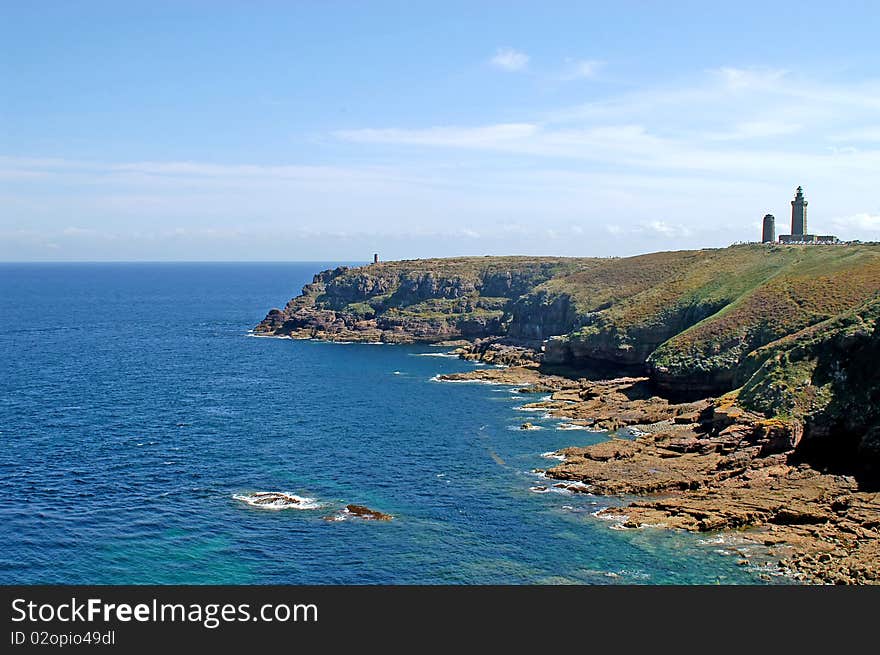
[762,214,776,243]
[791,186,808,236]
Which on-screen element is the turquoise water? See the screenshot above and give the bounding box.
[0,263,776,584]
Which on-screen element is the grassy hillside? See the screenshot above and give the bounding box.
[540,244,880,392]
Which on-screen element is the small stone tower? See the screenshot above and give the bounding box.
[373,253,379,265]
[762,214,776,243]
[791,186,808,236]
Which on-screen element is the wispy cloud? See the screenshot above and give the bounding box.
[714,66,788,90]
[560,58,603,80]
[829,213,880,234]
[606,220,692,238]
[706,120,804,141]
[6,66,880,260]
[830,127,880,142]
[490,47,529,72]
[334,123,539,147]
[0,156,412,190]
[334,67,880,180]
[334,119,880,180]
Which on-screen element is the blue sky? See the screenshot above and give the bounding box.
[2,1,880,261]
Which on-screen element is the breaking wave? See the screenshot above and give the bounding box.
[233,491,322,510]
[556,423,602,432]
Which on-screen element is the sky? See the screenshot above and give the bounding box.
[2,1,880,261]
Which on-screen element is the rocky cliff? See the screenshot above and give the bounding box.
[254,257,593,343]
[257,245,880,472]
[737,297,880,473]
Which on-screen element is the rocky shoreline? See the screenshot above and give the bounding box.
[436,356,879,585]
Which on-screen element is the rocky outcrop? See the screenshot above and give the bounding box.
[437,366,878,583]
[453,338,543,367]
[435,366,547,386]
[255,257,590,343]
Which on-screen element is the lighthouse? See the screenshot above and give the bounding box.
[774,186,839,244]
[791,186,808,236]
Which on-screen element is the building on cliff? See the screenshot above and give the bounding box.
[770,186,840,244]
[373,253,379,264]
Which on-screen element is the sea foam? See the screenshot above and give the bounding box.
[233,491,321,510]
[556,423,602,432]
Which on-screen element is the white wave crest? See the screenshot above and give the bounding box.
[431,375,510,385]
[556,423,601,431]
[592,509,630,529]
[549,481,591,495]
[233,491,321,510]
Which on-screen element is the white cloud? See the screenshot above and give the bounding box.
[0,156,413,191]
[334,118,880,181]
[490,47,529,72]
[642,220,692,238]
[714,66,788,91]
[602,220,692,238]
[831,127,880,142]
[561,58,603,80]
[335,123,539,147]
[707,120,803,141]
[828,213,880,233]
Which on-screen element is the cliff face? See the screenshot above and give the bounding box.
[737,298,880,473]
[254,257,593,343]
[259,248,880,373]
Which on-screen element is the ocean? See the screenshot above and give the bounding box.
[0,262,779,584]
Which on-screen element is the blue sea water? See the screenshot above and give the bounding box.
[0,263,779,584]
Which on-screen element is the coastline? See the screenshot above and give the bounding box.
[252,252,880,584]
[436,359,880,585]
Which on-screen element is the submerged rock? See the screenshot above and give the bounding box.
[324,504,394,521]
[345,504,393,520]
